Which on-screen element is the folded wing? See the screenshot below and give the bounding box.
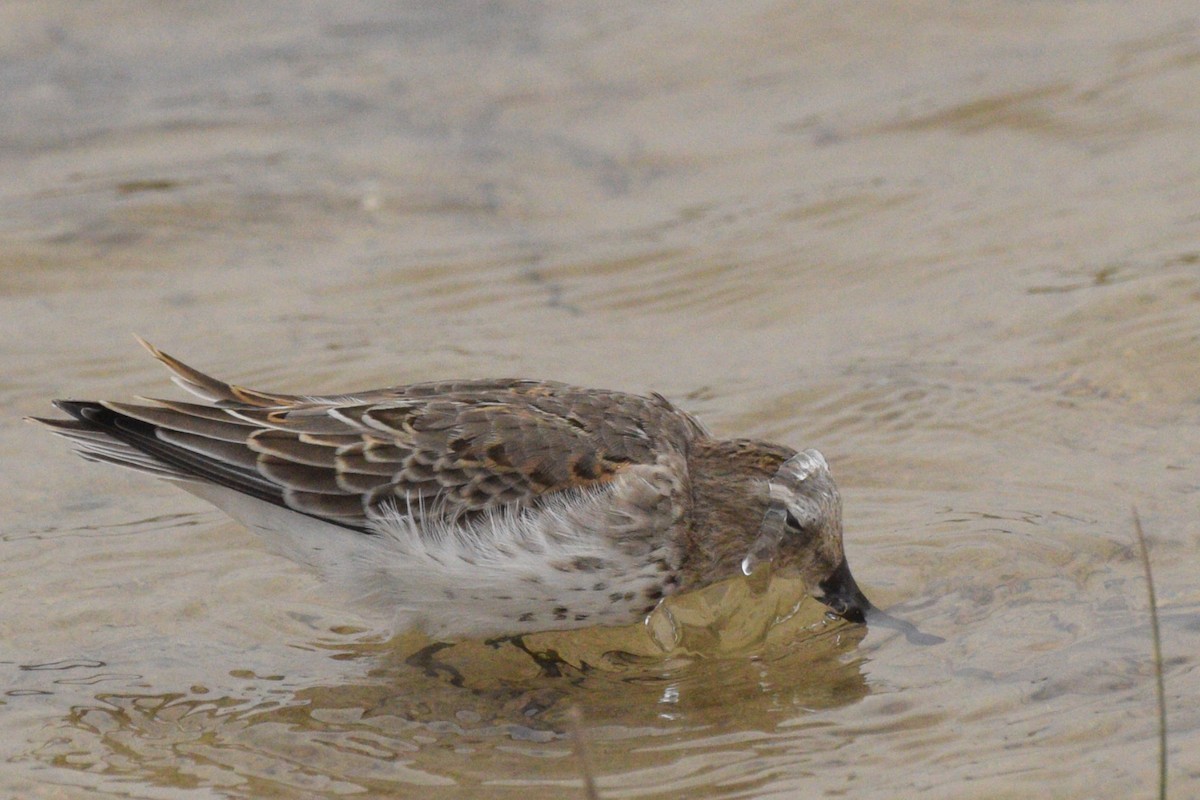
[33,342,708,535]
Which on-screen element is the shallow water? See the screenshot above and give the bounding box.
[3,2,1199,797]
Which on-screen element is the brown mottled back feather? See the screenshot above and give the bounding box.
[37,342,711,532]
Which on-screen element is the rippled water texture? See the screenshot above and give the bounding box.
[3,3,1199,798]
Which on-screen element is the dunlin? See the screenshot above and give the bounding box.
[33,340,872,639]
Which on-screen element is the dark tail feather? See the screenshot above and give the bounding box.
[37,401,284,506]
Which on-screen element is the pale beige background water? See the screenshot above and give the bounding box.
[2,3,1198,798]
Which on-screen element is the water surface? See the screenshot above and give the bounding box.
[3,3,1199,798]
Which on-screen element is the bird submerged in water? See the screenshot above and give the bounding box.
[32,339,873,640]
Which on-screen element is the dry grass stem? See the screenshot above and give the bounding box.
[1132,507,1167,800]
[567,705,600,800]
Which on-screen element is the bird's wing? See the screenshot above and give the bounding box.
[34,343,708,533]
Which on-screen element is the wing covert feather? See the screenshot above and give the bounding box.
[46,346,710,534]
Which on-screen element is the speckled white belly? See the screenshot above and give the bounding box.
[181,463,684,639]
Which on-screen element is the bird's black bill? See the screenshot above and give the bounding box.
[817,557,873,624]
[818,557,945,645]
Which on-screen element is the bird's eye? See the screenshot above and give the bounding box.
[785,510,806,533]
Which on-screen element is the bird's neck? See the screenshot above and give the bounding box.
[678,438,794,590]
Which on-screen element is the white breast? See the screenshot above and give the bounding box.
[179,458,687,638]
